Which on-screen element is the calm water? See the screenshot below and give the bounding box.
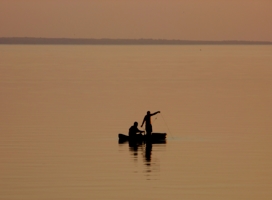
[0,45,272,199]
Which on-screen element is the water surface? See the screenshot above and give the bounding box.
[0,45,272,199]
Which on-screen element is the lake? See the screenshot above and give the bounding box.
[0,45,272,199]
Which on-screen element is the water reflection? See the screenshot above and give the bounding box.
[129,141,153,164]
[119,140,166,179]
[145,142,152,162]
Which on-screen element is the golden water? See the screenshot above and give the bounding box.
[0,45,272,199]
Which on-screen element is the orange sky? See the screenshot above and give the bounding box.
[1,0,271,41]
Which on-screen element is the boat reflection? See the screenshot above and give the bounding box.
[119,139,166,179]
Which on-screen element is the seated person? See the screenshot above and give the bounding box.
[129,122,145,138]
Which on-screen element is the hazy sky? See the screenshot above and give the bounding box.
[1,0,272,41]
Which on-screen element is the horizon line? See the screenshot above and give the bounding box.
[0,37,272,45]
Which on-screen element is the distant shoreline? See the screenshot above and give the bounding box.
[0,37,271,45]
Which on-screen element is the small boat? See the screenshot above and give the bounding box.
[118,133,167,143]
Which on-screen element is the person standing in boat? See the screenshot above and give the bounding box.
[129,122,145,138]
[141,111,160,136]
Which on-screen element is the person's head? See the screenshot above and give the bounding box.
[134,122,138,127]
[147,111,150,115]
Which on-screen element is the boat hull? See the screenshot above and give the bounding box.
[118,133,166,143]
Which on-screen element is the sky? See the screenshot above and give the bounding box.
[1,0,272,41]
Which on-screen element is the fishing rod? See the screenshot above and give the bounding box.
[160,112,174,139]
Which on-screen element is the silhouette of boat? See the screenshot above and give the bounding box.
[118,133,166,144]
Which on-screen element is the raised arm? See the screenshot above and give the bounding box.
[151,111,160,116]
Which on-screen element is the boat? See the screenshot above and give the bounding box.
[118,133,167,144]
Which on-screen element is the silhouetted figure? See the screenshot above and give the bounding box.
[129,122,144,138]
[141,111,160,136]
